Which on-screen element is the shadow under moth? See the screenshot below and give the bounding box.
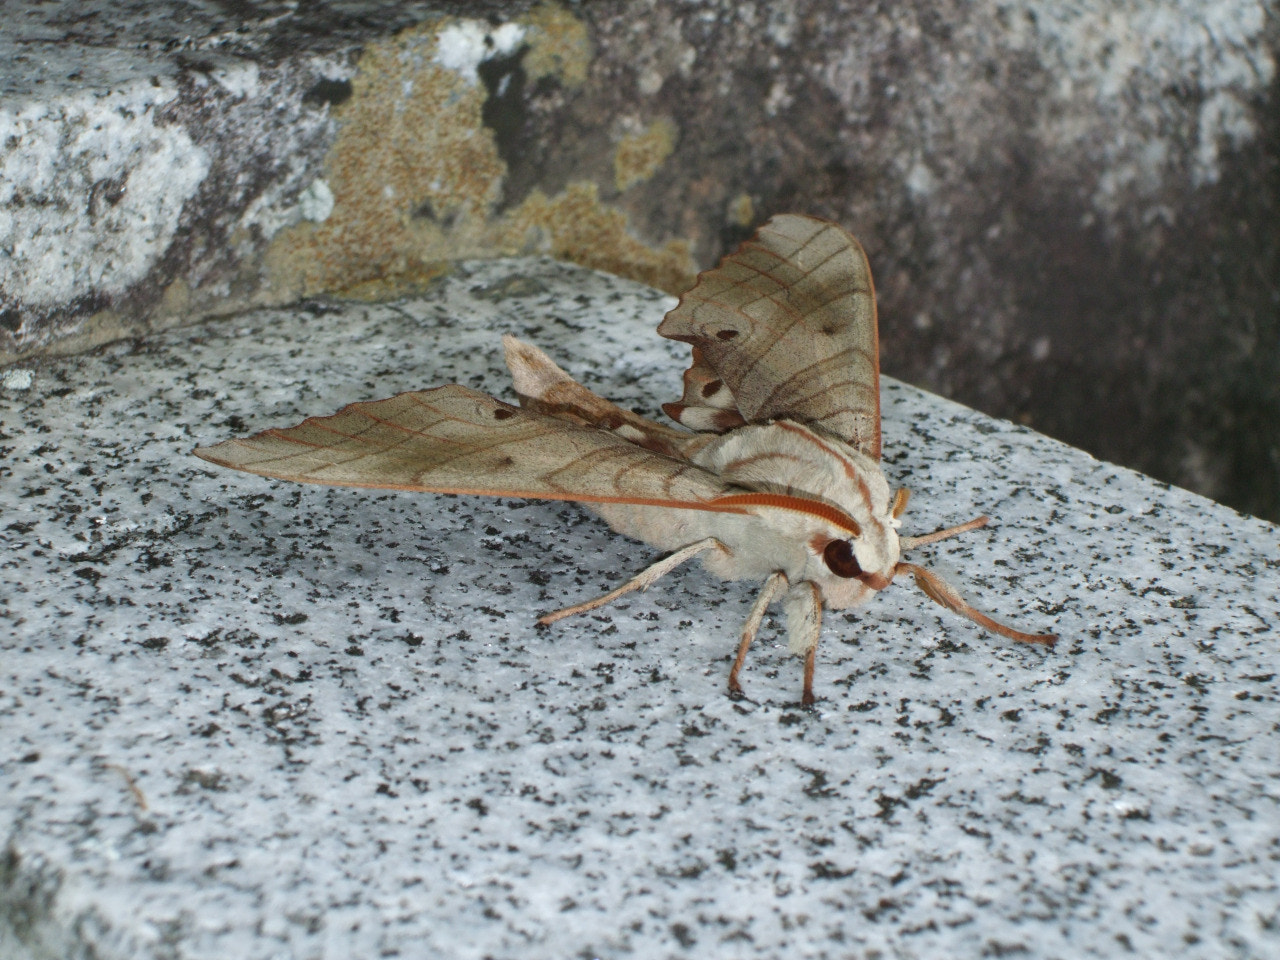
[195,214,1056,705]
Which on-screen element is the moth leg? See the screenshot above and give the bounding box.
[783,581,824,707]
[803,644,818,709]
[728,571,788,698]
[538,537,728,625]
[896,561,1057,647]
[899,515,990,551]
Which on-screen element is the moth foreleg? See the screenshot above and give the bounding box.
[728,571,788,698]
[783,581,824,707]
[537,537,728,625]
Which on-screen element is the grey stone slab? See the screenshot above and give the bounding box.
[1,0,509,97]
[0,0,529,362]
[2,258,1278,959]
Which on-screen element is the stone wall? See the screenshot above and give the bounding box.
[2,0,1276,520]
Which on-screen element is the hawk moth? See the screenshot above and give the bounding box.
[195,214,1056,705]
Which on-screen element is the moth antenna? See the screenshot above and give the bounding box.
[900,515,989,551]
[728,571,788,698]
[538,537,727,625]
[890,487,911,519]
[896,561,1057,647]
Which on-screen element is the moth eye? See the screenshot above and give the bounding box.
[715,329,739,341]
[822,539,862,578]
[493,407,516,420]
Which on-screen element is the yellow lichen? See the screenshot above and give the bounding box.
[504,182,694,294]
[614,118,678,192]
[336,261,454,302]
[523,2,593,87]
[267,20,507,300]
[266,12,694,308]
[728,192,755,228]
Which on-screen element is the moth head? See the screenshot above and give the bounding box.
[808,526,899,606]
[800,484,911,607]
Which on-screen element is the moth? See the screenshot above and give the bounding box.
[195,214,1056,705]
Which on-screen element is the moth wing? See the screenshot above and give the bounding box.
[658,213,882,459]
[193,384,734,508]
[502,334,710,461]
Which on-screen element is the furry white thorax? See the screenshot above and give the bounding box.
[696,422,900,605]
[588,421,901,618]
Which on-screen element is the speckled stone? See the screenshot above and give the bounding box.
[2,259,1278,959]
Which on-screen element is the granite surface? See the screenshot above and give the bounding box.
[2,258,1279,959]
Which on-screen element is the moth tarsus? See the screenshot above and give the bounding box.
[802,644,819,708]
[194,213,1058,704]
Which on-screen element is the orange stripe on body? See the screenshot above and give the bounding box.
[772,421,878,520]
[709,492,862,536]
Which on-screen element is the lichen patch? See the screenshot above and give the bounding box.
[614,118,678,193]
[266,10,693,305]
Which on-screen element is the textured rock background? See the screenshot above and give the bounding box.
[1,0,1277,520]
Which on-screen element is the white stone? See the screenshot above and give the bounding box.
[297,178,334,223]
[1,367,33,389]
[0,82,209,308]
[434,20,527,85]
